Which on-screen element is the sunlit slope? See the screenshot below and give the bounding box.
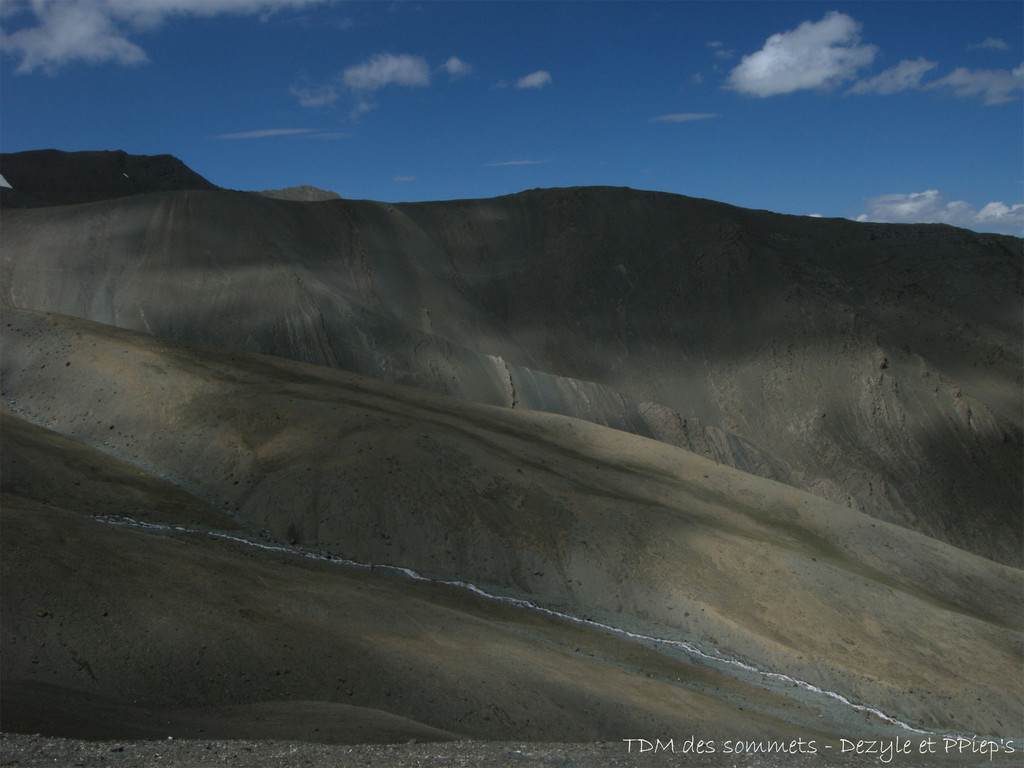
[2,309,1020,737]
[3,414,849,745]
[2,185,1019,565]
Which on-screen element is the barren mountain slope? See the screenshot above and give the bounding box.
[4,412,851,746]
[1,166,1020,564]
[2,309,1020,740]
[0,149,218,208]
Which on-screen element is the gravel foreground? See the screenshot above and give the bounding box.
[0,734,862,768]
[4,734,1021,768]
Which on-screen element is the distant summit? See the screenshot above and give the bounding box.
[258,185,341,202]
[0,149,218,207]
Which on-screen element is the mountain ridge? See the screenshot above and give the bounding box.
[0,149,218,208]
[2,154,1019,565]
[1,148,1021,749]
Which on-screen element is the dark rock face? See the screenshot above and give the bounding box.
[0,149,218,207]
[2,162,1019,566]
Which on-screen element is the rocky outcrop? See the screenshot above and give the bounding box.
[258,185,342,202]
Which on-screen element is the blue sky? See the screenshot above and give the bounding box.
[1,0,1022,234]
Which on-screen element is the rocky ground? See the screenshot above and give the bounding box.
[4,733,1023,768]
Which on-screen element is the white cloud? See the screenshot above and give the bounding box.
[515,70,552,89]
[969,37,1009,51]
[1,0,329,73]
[925,63,1023,105]
[856,190,1024,235]
[293,52,430,116]
[976,201,1023,224]
[289,81,339,107]
[349,98,376,119]
[485,159,553,167]
[651,113,718,123]
[2,1,147,73]
[729,11,877,97]
[442,56,472,79]
[849,57,937,95]
[707,41,736,60]
[216,128,313,139]
[342,53,430,90]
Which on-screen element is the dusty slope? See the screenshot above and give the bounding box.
[1,178,1019,565]
[2,406,894,748]
[3,468,834,745]
[2,309,1020,740]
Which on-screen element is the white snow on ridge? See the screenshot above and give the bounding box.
[0,174,12,189]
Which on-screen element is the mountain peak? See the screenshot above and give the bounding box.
[0,149,218,207]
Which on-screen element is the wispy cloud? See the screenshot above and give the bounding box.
[856,190,1024,235]
[729,11,877,97]
[1,0,330,74]
[707,41,734,60]
[848,57,938,96]
[651,112,717,123]
[343,53,430,90]
[1,1,148,73]
[290,81,340,107]
[969,38,1009,51]
[925,63,1023,105]
[485,159,553,167]
[515,70,552,89]
[442,56,472,79]
[293,52,436,118]
[216,128,314,139]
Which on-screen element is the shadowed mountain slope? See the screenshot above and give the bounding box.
[1,160,1020,565]
[2,309,1021,741]
[0,149,217,208]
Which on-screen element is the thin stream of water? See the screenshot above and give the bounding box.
[94,513,942,738]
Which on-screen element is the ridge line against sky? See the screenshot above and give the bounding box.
[0,0,1021,235]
